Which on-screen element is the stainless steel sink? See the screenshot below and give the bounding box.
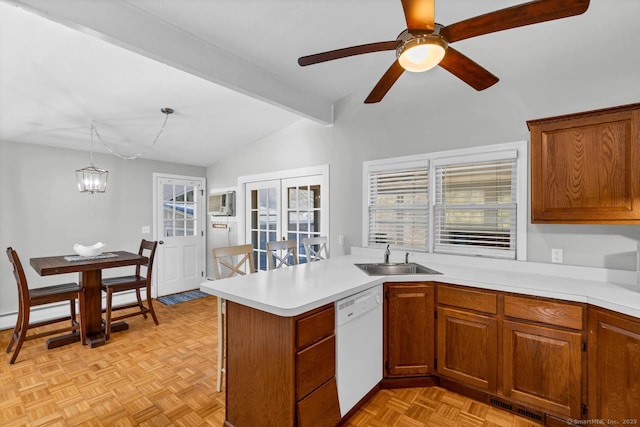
[355,262,442,276]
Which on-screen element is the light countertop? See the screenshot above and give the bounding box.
[200,248,640,318]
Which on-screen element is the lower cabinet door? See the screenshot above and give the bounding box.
[588,308,640,419]
[502,320,583,419]
[385,283,435,377]
[437,307,498,392]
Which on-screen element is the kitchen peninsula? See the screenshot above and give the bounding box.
[201,248,640,425]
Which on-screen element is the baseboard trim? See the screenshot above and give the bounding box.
[380,375,440,389]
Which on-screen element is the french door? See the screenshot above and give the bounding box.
[246,180,280,271]
[245,174,327,271]
[154,174,206,296]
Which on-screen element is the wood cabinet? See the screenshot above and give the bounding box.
[502,295,586,419]
[528,103,640,224]
[436,285,498,393]
[588,306,640,419]
[225,302,340,427]
[221,278,640,425]
[502,321,583,418]
[384,282,435,378]
[436,285,586,420]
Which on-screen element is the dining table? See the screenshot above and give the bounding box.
[30,250,148,348]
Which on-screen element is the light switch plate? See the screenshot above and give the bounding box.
[141,226,151,234]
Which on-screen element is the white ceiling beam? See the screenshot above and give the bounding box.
[8,0,333,125]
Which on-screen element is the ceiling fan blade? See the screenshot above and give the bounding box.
[401,0,435,31]
[298,41,400,66]
[439,47,499,91]
[364,60,405,104]
[443,0,590,43]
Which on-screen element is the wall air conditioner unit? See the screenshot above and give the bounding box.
[208,191,235,216]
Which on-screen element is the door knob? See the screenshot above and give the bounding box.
[159,241,164,244]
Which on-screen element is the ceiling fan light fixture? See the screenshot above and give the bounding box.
[397,34,447,72]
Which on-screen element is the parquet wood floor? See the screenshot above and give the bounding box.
[343,387,542,427]
[0,295,542,427]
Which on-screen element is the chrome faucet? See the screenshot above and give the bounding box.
[384,245,391,264]
[405,252,410,264]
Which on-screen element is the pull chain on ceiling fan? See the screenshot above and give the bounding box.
[298,0,590,103]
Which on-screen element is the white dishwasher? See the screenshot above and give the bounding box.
[335,284,383,416]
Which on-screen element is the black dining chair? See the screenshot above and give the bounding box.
[101,239,159,340]
[5,247,81,364]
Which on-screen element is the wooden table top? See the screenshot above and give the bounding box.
[30,251,148,276]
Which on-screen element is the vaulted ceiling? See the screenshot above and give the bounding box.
[0,0,637,166]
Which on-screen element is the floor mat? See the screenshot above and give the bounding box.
[158,290,211,306]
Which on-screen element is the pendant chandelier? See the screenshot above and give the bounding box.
[76,108,173,193]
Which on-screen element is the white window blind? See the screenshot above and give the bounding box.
[368,165,429,251]
[434,157,517,259]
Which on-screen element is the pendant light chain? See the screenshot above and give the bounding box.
[89,119,96,166]
[90,108,172,160]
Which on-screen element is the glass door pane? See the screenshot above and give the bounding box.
[163,183,197,237]
[246,180,280,271]
[282,177,323,263]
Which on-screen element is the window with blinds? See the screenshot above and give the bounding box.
[367,164,429,251]
[434,157,517,259]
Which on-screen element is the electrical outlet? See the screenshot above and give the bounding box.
[338,235,344,245]
[551,248,563,264]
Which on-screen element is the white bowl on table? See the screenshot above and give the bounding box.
[73,242,106,257]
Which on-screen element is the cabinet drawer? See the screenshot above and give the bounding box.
[296,335,335,400]
[296,377,341,427]
[437,285,498,315]
[504,295,584,330]
[296,306,334,349]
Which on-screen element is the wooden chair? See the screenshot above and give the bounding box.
[101,239,158,340]
[212,244,255,392]
[302,236,329,262]
[5,247,81,364]
[266,240,299,269]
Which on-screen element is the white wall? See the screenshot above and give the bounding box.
[0,139,205,322]
[207,73,640,273]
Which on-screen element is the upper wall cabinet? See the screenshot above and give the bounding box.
[528,103,640,223]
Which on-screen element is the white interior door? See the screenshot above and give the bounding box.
[244,172,328,270]
[281,176,327,263]
[245,180,280,272]
[154,175,206,296]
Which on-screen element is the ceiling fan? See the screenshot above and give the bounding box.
[298,0,590,103]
